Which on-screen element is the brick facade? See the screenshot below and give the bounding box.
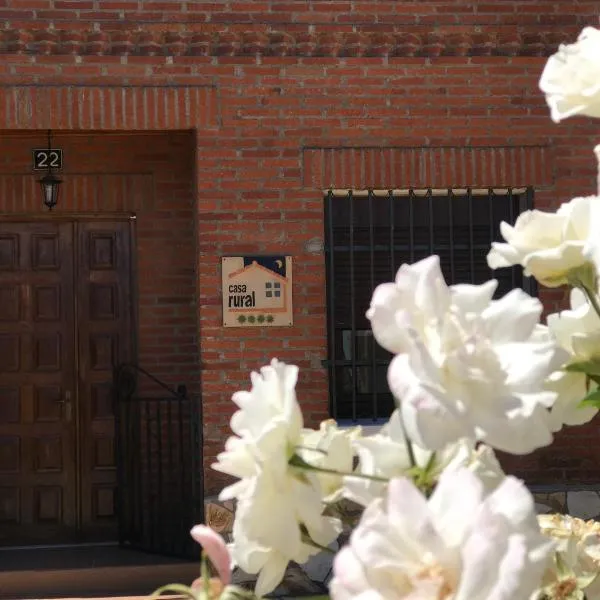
[2,1,600,494]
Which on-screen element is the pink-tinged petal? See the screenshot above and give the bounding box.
[190,576,224,598]
[190,525,232,585]
[332,546,371,596]
[428,469,484,548]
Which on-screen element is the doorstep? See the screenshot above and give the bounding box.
[0,544,328,600]
[0,544,199,600]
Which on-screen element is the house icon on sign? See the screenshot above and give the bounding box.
[227,260,289,313]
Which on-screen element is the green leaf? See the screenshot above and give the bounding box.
[151,583,200,599]
[579,388,600,409]
[565,360,600,376]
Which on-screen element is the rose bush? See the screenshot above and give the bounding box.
[155,24,600,600]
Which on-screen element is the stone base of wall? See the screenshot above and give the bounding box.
[203,488,600,594]
[533,490,600,520]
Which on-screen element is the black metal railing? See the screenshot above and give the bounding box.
[323,187,536,422]
[113,363,203,560]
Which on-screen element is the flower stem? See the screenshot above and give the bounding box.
[301,535,336,555]
[289,454,389,483]
[581,285,600,321]
[423,451,436,475]
[201,551,210,598]
[395,408,417,469]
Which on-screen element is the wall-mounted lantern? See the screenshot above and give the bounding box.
[37,130,62,210]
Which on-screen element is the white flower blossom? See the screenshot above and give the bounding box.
[343,409,504,507]
[367,255,567,455]
[212,359,341,597]
[297,419,361,502]
[539,26,600,123]
[538,514,600,599]
[546,288,600,430]
[487,195,600,288]
[330,469,553,600]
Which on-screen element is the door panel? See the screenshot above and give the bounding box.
[0,222,77,544]
[77,221,133,539]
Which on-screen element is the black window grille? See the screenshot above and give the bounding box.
[323,187,536,423]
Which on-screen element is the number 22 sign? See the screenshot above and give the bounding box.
[32,149,63,171]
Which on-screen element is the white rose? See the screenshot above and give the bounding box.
[330,469,553,600]
[539,26,600,123]
[546,288,600,430]
[487,195,600,288]
[548,289,600,359]
[545,370,596,432]
[297,419,361,502]
[212,359,341,596]
[367,255,567,455]
[343,409,505,507]
[538,514,600,599]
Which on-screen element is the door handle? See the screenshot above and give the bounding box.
[57,391,73,422]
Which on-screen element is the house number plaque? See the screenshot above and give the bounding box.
[32,149,63,171]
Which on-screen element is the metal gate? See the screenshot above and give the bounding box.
[113,363,203,559]
[323,187,536,423]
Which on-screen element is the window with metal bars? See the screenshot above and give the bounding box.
[323,187,536,423]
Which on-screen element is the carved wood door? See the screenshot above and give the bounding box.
[0,220,133,545]
[76,221,133,540]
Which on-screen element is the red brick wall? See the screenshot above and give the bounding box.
[2,1,600,493]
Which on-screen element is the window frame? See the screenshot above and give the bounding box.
[323,187,536,425]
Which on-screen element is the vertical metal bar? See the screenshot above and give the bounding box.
[166,393,174,553]
[525,186,534,210]
[349,190,357,421]
[134,391,142,544]
[408,189,415,263]
[368,189,378,420]
[467,187,475,283]
[388,189,396,277]
[427,188,434,255]
[156,397,163,551]
[325,190,338,418]
[177,391,186,555]
[508,188,516,288]
[189,390,203,560]
[448,189,455,282]
[145,398,153,550]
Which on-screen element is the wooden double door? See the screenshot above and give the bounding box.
[0,219,133,545]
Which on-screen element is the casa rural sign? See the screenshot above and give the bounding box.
[221,256,293,327]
